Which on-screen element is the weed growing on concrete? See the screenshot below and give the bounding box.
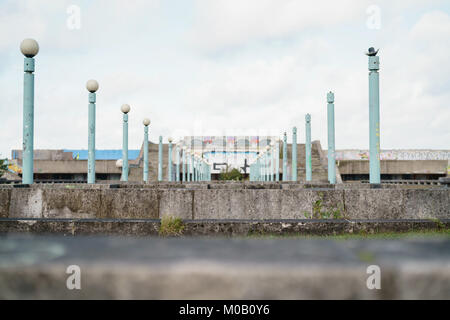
[304,193,345,219]
[429,218,445,229]
[159,216,185,237]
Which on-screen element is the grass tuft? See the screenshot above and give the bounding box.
[159,216,185,237]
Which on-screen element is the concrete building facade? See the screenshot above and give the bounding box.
[4,141,449,183]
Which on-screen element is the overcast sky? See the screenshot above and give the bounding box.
[1,0,449,158]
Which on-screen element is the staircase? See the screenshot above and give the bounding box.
[286,141,328,182]
[128,141,170,181]
[131,140,329,183]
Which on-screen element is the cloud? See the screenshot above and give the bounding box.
[0,1,449,159]
[188,0,447,53]
[188,0,365,52]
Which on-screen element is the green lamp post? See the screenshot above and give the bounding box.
[86,79,99,184]
[20,39,39,184]
[143,118,150,182]
[120,104,131,182]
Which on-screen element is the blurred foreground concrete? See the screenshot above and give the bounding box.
[0,234,449,299]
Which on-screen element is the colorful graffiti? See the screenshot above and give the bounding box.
[335,150,450,161]
[8,161,22,174]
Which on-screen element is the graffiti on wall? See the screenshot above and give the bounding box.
[335,150,450,161]
[8,161,22,174]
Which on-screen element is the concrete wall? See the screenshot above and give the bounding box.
[33,160,122,174]
[12,149,73,161]
[338,160,448,175]
[335,149,450,161]
[1,185,448,220]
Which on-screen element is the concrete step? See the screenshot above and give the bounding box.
[1,234,448,299]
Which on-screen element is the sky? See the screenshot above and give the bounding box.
[0,0,449,158]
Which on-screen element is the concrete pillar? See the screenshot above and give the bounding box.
[327,92,336,184]
[187,151,191,182]
[268,144,275,181]
[191,153,195,182]
[20,39,39,184]
[176,146,180,182]
[292,127,297,181]
[367,47,381,185]
[121,104,131,182]
[143,118,150,182]
[86,80,99,184]
[158,136,163,181]
[182,147,187,182]
[168,138,173,182]
[282,133,287,181]
[275,140,280,182]
[305,114,312,182]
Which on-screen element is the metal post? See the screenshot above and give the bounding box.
[121,104,130,182]
[256,159,259,181]
[305,114,312,182]
[201,160,204,181]
[367,47,381,185]
[158,136,163,181]
[262,154,266,181]
[282,133,287,181]
[269,146,275,181]
[182,147,186,182]
[275,141,280,181]
[168,138,173,182]
[327,92,336,184]
[193,157,196,181]
[176,146,180,182]
[86,80,98,184]
[192,158,195,182]
[292,127,297,181]
[259,157,262,181]
[260,157,263,181]
[191,153,195,182]
[21,39,39,184]
[143,119,150,182]
[187,151,191,182]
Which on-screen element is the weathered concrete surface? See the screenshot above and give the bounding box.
[338,159,448,175]
[0,189,10,218]
[99,189,159,219]
[0,184,449,220]
[0,218,448,236]
[0,235,448,299]
[159,190,193,219]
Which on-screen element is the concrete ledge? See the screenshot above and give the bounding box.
[1,218,448,236]
[0,235,449,299]
[1,185,448,220]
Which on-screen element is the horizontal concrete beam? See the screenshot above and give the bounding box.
[0,184,449,220]
[1,218,448,236]
[338,160,448,175]
[0,235,449,299]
